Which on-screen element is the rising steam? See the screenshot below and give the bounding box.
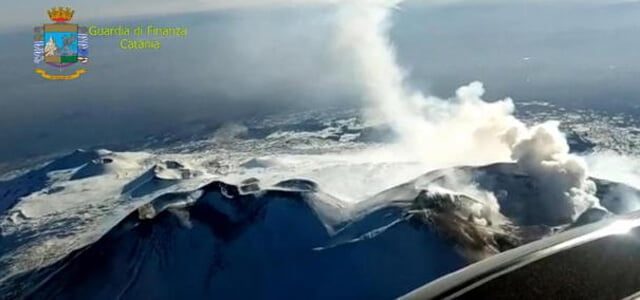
[333,0,600,221]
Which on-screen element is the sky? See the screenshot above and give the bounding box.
[1,0,640,166]
[1,0,636,31]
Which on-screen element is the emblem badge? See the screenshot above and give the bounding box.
[34,7,88,80]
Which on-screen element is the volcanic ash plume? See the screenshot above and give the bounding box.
[507,122,600,222]
[334,0,600,221]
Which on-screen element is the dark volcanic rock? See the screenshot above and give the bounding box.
[7,185,465,300]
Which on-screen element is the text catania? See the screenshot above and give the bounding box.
[119,39,161,49]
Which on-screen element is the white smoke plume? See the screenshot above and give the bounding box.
[213,123,249,142]
[333,0,600,221]
[333,1,522,166]
[507,122,599,221]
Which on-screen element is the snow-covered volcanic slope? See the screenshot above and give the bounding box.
[1,142,639,299]
[2,1,640,298]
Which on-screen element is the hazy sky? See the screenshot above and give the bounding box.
[1,0,640,165]
[1,0,634,31]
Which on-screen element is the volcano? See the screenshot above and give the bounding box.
[1,149,638,299]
